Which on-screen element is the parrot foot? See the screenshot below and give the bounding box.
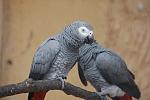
[57,77,65,90]
[99,96,108,100]
[96,85,125,98]
[96,92,108,100]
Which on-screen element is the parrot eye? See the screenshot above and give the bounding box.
[78,27,89,37]
[81,29,85,32]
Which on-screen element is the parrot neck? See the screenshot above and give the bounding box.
[79,46,94,67]
[58,32,83,51]
[79,42,103,66]
[79,42,98,58]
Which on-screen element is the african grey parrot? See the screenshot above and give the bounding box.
[78,41,141,100]
[28,21,95,100]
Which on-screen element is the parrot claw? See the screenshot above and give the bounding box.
[100,96,108,100]
[95,92,108,100]
[96,86,125,98]
[96,91,109,96]
[57,77,65,90]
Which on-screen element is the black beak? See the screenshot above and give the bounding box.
[84,35,94,44]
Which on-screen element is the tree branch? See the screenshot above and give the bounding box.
[0,79,103,100]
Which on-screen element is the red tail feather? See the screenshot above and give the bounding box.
[32,92,46,100]
[119,93,132,100]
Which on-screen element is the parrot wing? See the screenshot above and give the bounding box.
[29,38,60,80]
[96,51,141,99]
[78,62,88,86]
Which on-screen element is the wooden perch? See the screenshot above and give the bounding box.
[0,79,103,100]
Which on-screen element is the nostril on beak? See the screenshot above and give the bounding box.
[89,31,93,35]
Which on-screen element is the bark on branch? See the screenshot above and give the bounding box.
[0,79,102,100]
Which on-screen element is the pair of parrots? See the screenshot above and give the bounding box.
[28,21,141,100]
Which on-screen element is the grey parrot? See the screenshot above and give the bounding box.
[28,21,95,100]
[78,41,141,100]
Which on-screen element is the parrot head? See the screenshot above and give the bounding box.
[64,20,95,46]
[76,21,94,44]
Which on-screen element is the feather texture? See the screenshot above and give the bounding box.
[78,42,141,99]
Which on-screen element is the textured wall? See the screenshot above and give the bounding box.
[1,0,150,100]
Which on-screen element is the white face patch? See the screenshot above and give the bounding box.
[78,26,92,38]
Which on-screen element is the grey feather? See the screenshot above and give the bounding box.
[78,62,88,86]
[28,20,95,100]
[78,42,141,99]
[29,20,94,80]
[96,51,141,98]
[29,39,60,80]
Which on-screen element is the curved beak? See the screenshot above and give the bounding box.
[84,32,94,44]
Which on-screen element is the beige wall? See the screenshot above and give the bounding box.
[0,0,3,81]
[1,0,150,100]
